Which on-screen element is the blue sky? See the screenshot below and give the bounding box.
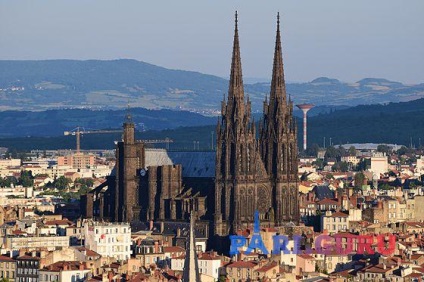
[1,0,423,84]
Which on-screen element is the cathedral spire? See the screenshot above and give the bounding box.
[269,12,287,103]
[228,11,244,102]
[182,212,201,282]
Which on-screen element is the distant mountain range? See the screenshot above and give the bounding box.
[1,59,423,113]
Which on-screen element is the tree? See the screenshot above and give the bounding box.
[19,170,34,187]
[300,172,308,181]
[356,159,370,171]
[305,143,320,157]
[54,176,71,190]
[312,158,324,170]
[354,172,365,190]
[397,146,410,156]
[348,146,356,156]
[325,173,334,180]
[218,276,227,282]
[332,161,349,172]
[377,144,390,155]
[325,146,339,159]
[379,183,392,190]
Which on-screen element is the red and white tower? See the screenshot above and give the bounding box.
[296,104,314,151]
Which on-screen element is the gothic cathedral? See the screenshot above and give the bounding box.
[214,12,299,236]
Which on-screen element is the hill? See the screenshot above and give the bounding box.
[1,60,423,113]
[1,98,423,151]
[0,108,215,138]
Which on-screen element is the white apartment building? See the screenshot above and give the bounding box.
[4,235,70,254]
[341,155,360,165]
[39,261,91,282]
[84,221,131,261]
[321,211,349,234]
[171,252,222,280]
[417,156,424,174]
[370,152,389,177]
[0,158,21,169]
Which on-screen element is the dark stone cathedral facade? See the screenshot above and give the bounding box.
[82,12,299,242]
[214,13,299,236]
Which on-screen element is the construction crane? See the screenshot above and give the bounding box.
[64,127,174,152]
[143,137,174,150]
[64,127,122,153]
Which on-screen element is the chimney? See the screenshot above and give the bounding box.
[154,241,159,253]
[160,221,165,233]
[149,220,154,231]
[63,263,68,271]
[108,271,114,282]
[383,263,386,270]
[177,228,181,237]
[79,262,85,270]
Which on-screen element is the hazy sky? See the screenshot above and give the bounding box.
[1,0,423,84]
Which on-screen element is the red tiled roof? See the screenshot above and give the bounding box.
[199,253,222,260]
[0,255,15,262]
[12,230,27,235]
[163,246,185,253]
[317,198,339,205]
[297,254,315,260]
[330,211,349,218]
[75,247,101,258]
[227,261,257,269]
[17,255,40,260]
[256,261,278,272]
[43,261,87,271]
[44,220,74,226]
[361,263,396,273]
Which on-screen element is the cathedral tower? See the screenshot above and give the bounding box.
[259,13,299,224]
[115,111,143,222]
[214,12,272,236]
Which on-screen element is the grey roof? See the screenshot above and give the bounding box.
[145,149,215,178]
[341,143,401,151]
[312,185,335,201]
[130,220,207,239]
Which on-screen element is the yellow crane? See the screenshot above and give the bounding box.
[64,127,173,152]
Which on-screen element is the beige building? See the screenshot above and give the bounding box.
[225,260,257,281]
[57,153,95,169]
[0,255,16,281]
[0,158,21,169]
[341,155,360,165]
[321,211,349,234]
[363,197,401,224]
[414,196,424,221]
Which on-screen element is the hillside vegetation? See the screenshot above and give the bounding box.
[1,98,423,151]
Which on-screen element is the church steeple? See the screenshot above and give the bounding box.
[269,12,287,105]
[228,11,244,103]
[182,212,201,282]
[123,103,135,145]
